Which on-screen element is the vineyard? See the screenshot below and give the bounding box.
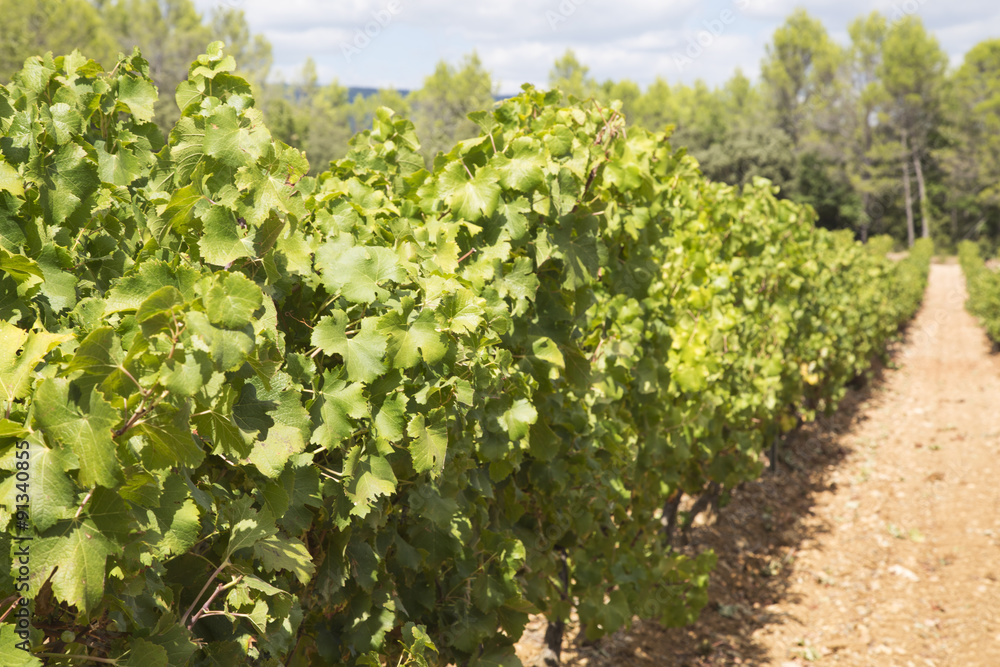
[959,241,1000,345]
[0,45,950,666]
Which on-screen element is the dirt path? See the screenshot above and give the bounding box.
[516,263,1000,666]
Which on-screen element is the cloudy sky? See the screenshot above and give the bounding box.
[195,0,1000,93]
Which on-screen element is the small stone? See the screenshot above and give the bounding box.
[888,564,920,582]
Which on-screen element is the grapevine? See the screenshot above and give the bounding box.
[0,46,930,665]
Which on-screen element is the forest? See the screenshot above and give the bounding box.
[3,0,999,250]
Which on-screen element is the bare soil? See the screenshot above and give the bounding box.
[515,263,1000,666]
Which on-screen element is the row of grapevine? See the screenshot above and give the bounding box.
[0,46,930,665]
[958,241,1000,343]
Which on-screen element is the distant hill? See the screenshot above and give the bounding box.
[347,86,514,102]
[347,86,397,102]
[269,83,514,104]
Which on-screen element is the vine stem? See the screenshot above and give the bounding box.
[74,489,94,519]
[0,595,20,623]
[33,654,118,665]
[181,558,229,626]
[189,575,244,627]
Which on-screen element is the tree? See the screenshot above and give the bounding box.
[697,124,796,190]
[409,52,497,165]
[719,69,761,125]
[0,0,118,82]
[210,7,272,90]
[598,79,641,124]
[843,12,890,241]
[349,87,411,136]
[632,77,675,133]
[549,49,596,99]
[304,81,354,173]
[760,8,842,145]
[756,9,860,232]
[939,39,1000,243]
[669,81,727,152]
[880,16,947,244]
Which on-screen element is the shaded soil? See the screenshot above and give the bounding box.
[515,263,1000,666]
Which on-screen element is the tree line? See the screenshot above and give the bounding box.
[2,1,998,250]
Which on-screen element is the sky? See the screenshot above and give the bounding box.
[193,0,1000,94]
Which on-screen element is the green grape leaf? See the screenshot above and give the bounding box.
[382,309,447,369]
[552,217,601,290]
[203,105,245,168]
[30,445,75,532]
[148,476,201,557]
[345,451,397,517]
[0,624,42,665]
[122,638,169,667]
[161,353,212,398]
[316,244,404,304]
[0,161,24,196]
[312,313,387,383]
[437,161,501,220]
[105,260,201,313]
[136,285,184,325]
[495,137,546,192]
[0,247,43,289]
[148,615,197,665]
[157,498,201,557]
[185,311,254,372]
[33,379,122,488]
[200,205,252,267]
[193,385,250,457]
[64,326,121,376]
[118,75,158,123]
[500,399,537,441]
[224,497,278,557]
[0,323,72,406]
[97,139,145,186]
[87,486,133,545]
[441,289,485,334]
[43,143,99,226]
[253,534,316,584]
[204,273,263,329]
[160,184,201,236]
[36,244,77,312]
[136,402,205,470]
[311,371,367,447]
[278,462,321,535]
[407,411,448,477]
[31,522,113,614]
[234,374,310,477]
[373,392,406,442]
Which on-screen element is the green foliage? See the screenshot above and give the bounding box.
[958,241,1000,343]
[0,0,119,83]
[408,52,497,166]
[0,44,930,666]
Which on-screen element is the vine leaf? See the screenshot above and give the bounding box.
[407,411,448,477]
[254,534,316,584]
[33,379,122,488]
[0,323,71,407]
[437,161,501,220]
[312,312,387,383]
[31,521,114,614]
